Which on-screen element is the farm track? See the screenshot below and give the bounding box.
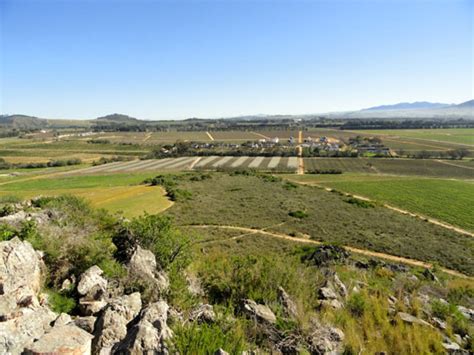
[190,225,472,279]
[288,179,474,238]
[206,131,215,141]
[435,159,474,170]
[251,132,271,140]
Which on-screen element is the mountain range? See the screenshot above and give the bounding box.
[1,100,473,128]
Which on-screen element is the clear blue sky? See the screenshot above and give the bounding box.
[0,0,472,119]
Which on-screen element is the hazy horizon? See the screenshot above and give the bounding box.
[1,0,472,120]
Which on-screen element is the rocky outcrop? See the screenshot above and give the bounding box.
[77,265,108,316]
[113,300,173,354]
[242,299,276,324]
[397,312,433,328]
[128,246,169,293]
[92,292,142,354]
[457,305,474,321]
[189,303,216,324]
[317,274,346,310]
[0,238,57,353]
[277,286,298,318]
[307,320,345,355]
[24,324,94,355]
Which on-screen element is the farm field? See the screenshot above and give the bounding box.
[0,172,169,217]
[286,174,474,232]
[303,157,474,179]
[163,172,474,275]
[352,128,474,146]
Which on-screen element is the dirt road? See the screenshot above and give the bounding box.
[190,224,471,279]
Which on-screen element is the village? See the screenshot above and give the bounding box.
[154,134,393,158]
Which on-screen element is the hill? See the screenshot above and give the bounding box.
[363,102,450,111]
[0,115,47,129]
[95,113,139,122]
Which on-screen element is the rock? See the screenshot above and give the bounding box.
[442,338,461,352]
[0,307,57,354]
[186,273,205,296]
[318,286,338,300]
[422,268,439,283]
[60,275,76,292]
[24,324,94,355]
[396,312,433,328]
[0,238,58,354]
[355,260,369,269]
[242,299,276,324]
[307,321,345,355]
[74,316,97,333]
[333,274,347,298]
[453,334,463,345]
[387,295,397,306]
[277,286,298,318]
[302,245,350,267]
[79,299,107,316]
[128,246,169,293]
[93,292,142,354]
[320,299,344,310]
[189,303,216,324]
[457,305,474,321]
[77,265,108,299]
[0,211,28,227]
[407,274,419,283]
[77,266,108,316]
[214,349,229,355]
[167,307,184,325]
[0,237,43,301]
[431,317,447,330]
[113,300,173,354]
[54,312,72,327]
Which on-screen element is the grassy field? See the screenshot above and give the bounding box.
[286,174,474,232]
[0,172,171,217]
[162,172,474,275]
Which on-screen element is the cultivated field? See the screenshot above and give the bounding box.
[0,173,170,217]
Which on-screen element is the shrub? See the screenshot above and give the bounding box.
[171,322,247,354]
[344,197,375,208]
[0,224,16,242]
[45,289,76,314]
[347,293,366,317]
[114,214,191,272]
[288,210,308,219]
[0,204,15,217]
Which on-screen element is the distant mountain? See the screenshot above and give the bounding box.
[330,99,473,120]
[95,113,139,122]
[455,99,474,109]
[0,115,47,129]
[363,102,451,111]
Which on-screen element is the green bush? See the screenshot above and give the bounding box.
[171,321,247,354]
[114,214,191,272]
[288,210,308,219]
[347,292,366,317]
[0,224,16,242]
[0,204,15,217]
[46,289,76,314]
[344,197,375,208]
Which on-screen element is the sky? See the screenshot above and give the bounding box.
[0,0,472,120]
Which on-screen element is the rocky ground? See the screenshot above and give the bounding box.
[0,200,473,354]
